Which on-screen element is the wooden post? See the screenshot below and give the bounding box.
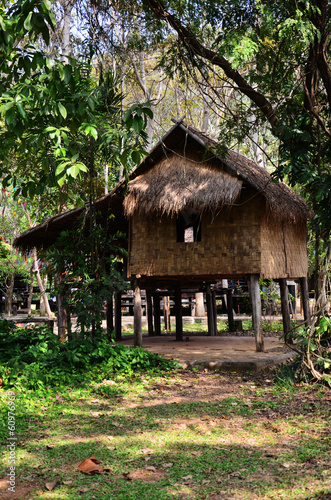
[249,274,264,352]
[195,292,205,317]
[212,290,218,335]
[163,296,171,331]
[279,278,292,342]
[153,293,161,336]
[174,285,183,341]
[133,278,142,347]
[299,277,311,324]
[206,284,215,336]
[226,289,235,332]
[114,291,122,340]
[106,295,114,339]
[146,291,154,336]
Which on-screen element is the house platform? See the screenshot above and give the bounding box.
[117,334,295,372]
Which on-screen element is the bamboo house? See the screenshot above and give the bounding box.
[14,121,311,352]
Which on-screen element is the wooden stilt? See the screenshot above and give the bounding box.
[163,296,171,331]
[212,291,218,335]
[299,277,310,324]
[133,278,142,347]
[146,291,154,336]
[206,284,215,336]
[226,289,235,332]
[279,278,292,342]
[106,295,114,339]
[195,292,205,317]
[153,293,161,336]
[114,291,122,340]
[174,285,183,341]
[250,274,264,352]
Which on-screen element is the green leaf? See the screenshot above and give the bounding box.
[67,163,87,178]
[16,102,27,120]
[23,12,33,31]
[142,107,153,119]
[58,63,64,81]
[58,102,67,119]
[63,66,71,84]
[87,97,95,111]
[5,108,17,126]
[131,150,141,164]
[132,116,144,134]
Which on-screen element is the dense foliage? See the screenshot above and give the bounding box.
[0,321,177,390]
[44,219,126,337]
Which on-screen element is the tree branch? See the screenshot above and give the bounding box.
[145,0,279,130]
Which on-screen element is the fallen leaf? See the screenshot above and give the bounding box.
[77,457,111,475]
[182,475,193,481]
[191,451,201,457]
[141,448,154,455]
[45,480,59,491]
[63,480,73,486]
[162,463,174,468]
[46,444,54,450]
[79,487,89,493]
[146,466,156,472]
[90,411,102,417]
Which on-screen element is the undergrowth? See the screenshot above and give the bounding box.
[0,320,177,390]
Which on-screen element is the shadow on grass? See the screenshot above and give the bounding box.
[0,390,330,499]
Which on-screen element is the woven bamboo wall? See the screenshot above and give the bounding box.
[128,190,263,278]
[260,219,308,279]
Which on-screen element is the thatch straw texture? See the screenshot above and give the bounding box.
[124,153,243,217]
[187,126,309,225]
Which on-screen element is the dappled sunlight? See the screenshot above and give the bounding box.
[0,370,330,499]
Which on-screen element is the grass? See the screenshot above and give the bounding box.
[122,318,284,336]
[1,370,330,499]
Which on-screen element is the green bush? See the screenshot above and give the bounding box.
[0,321,178,390]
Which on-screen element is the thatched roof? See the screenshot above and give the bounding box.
[14,190,127,250]
[124,153,243,216]
[124,121,309,225]
[14,120,309,251]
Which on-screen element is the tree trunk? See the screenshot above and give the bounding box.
[27,266,33,315]
[106,295,114,340]
[114,291,122,340]
[4,274,14,316]
[57,289,68,341]
[39,274,47,315]
[32,248,52,319]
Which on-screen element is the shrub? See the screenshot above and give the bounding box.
[0,321,178,390]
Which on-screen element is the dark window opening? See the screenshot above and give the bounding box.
[176,212,201,242]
